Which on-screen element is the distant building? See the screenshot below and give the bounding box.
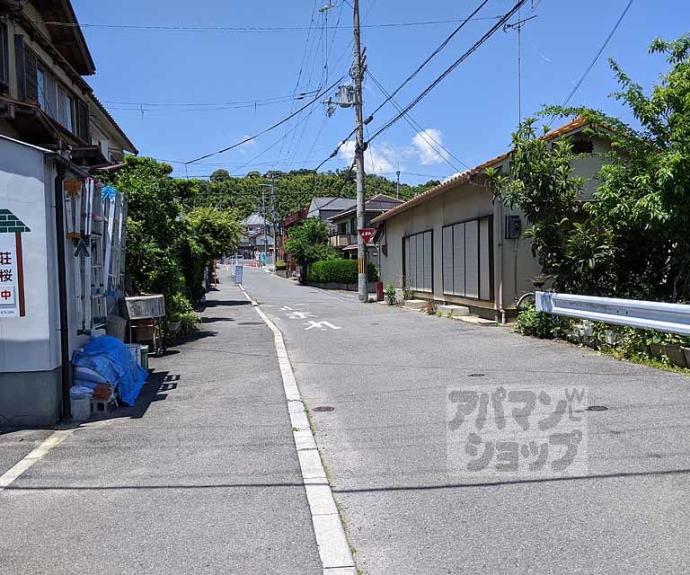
[306,197,357,230]
[239,213,274,259]
[328,194,404,260]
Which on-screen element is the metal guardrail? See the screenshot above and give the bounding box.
[536,292,690,336]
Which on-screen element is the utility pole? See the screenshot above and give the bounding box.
[271,174,277,268]
[396,168,401,199]
[261,186,268,265]
[353,0,367,303]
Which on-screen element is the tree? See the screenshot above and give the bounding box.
[489,33,690,301]
[210,169,230,183]
[486,119,588,291]
[187,207,242,260]
[284,218,338,280]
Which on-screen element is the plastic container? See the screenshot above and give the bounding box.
[140,345,149,370]
[126,343,142,367]
[70,396,91,422]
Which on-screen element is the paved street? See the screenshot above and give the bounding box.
[242,267,690,575]
[3,267,690,574]
[0,280,321,575]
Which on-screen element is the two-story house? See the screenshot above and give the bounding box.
[328,194,404,258]
[0,0,137,166]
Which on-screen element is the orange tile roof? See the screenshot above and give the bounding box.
[372,116,588,224]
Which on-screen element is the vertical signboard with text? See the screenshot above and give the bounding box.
[0,209,30,318]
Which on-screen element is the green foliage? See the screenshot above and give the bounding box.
[490,34,690,302]
[284,218,338,266]
[514,307,562,339]
[275,259,287,271]
[486,118,585,292]
[384,284,397,305]
[307,259,377,284]
[187,169,438,221]
[166,292,199,336]
[186,207,242,260]
[99,156,243,324]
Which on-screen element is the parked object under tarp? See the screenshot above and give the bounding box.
[72,335,148,406]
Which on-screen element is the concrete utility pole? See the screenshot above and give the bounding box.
[353,0,367,303]
[271,174,277,267]
[261,186,268,264]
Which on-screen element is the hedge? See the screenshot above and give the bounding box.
[307,259,378,284]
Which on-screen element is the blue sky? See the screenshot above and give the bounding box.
[73,0,689,183]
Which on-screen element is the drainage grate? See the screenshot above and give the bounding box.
[468,373,485,378]
[312,406,335,413]
[587,405,609,412]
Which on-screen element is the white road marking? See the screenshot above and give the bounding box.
[0,429,74,493]
[287,311,315,320]
[304,321,342,331]
[239,284,356,574]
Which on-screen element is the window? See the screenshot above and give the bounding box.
[0,23,8,92]
[404,230,433,293]
[442,216,493,301]
[57,85,74,132]
[36,67,47,110]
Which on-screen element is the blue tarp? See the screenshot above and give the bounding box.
[72,336,148,406]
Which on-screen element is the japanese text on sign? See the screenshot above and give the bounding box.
[447,384,588,479]
[0,234,18,317]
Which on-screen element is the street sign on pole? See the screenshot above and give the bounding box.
[358,227,376,245]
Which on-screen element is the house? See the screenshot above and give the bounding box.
[306,197,357,230]
[328,194,404,259]
[0,0,137,166]
[239,213,274,259]
[279,207,308,272]
[0,1,136,426]
[0,135,129,426]
[371,117,609,321]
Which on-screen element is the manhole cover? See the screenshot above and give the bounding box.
[468,373,485,377]
[313,406,335,412]
[587,405,608,412]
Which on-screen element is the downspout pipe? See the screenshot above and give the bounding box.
[54,160,71,421]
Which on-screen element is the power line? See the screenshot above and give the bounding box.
[366,70,469,171]
[560,0,634,109]
[367,0,492,121]
[101,91,319,108]
[41,15,506,33]
[185,74,345,165]
[367,0,529,144]
[313,0,492,172]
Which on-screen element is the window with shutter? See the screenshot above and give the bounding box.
[403,230,433,293]
[442,216,494,301]
[23,48,38,103]
[0,23,8,92]
[76,99,90,141]
[14,35,26,101]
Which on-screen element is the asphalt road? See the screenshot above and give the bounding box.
[243,267,690,575]
[0,281,321,575]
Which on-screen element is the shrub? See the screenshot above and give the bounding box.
[275,259,287,271]
[514,307,561,339]
[384,284,397,305]
[307,259,377,284]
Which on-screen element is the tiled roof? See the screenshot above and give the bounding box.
[0,209,31,234]
[372,116,589,225]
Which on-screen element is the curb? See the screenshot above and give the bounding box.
[238,284,357,575]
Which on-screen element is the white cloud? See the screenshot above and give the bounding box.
[412,129,449,165]
[338,140,398,175]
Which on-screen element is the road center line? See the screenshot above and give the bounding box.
[239,284,356,575]
[0,429,74,493]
